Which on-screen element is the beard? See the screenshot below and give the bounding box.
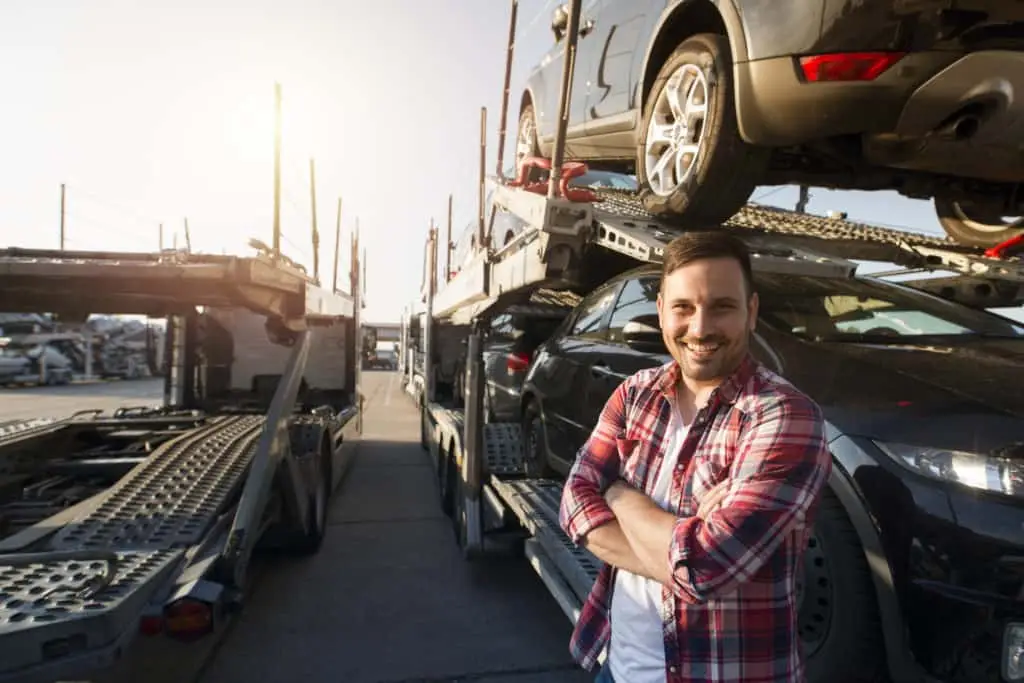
[671,334,744,382]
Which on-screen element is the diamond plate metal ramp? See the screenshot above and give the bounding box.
[491,478,600,602]
[0,549,184,678]
[483,423,524,476]
[48,414,265,551]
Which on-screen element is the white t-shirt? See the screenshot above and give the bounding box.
[608,405,690,682]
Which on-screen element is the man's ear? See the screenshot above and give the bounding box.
[747,292,759,331]
[656,291,665,328]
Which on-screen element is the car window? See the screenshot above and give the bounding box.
[488,313,516,342]
[756,273,1024,341]
[607,277,659,343]
[569,286,616,340]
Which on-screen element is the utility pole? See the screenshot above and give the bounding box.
[159,223,164,251]
[272,82,282,259]
[309,158,320,283]
[332,196,342,292]
[183,218,192,252]
[59,184,66,250]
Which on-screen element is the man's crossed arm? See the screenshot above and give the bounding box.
[559,387,830,602]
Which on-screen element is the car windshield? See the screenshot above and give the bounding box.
[755,273,1024,342]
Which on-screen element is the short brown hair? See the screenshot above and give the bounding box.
[661,230,754,296]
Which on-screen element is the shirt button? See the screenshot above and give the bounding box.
[669,666,678,673]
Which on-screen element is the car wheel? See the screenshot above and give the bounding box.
[521,401,554,478]
[801,490,886,682]
[933,196,1024,249]
[638,33,768,224]
[515,104,543,182]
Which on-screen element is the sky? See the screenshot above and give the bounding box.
[0,0,1008,324]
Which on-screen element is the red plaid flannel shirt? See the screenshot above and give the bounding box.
[559,354,831,682]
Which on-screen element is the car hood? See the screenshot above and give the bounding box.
[759,332,1024,454]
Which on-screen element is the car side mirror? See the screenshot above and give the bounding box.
[622,315,665,352]
[551,5,568,41]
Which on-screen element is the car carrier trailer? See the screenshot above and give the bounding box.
[410,179,1024,682]
[407,2,1024,681]
[0,240,363,683]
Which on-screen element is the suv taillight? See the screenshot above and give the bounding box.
[799,52,905,82]
[506,352,530,373]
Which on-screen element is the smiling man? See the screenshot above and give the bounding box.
[558,230,833,683]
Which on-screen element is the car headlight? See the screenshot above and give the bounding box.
[874,441,1024,498]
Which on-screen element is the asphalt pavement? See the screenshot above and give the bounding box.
[195,370,589,683]
[0,377,164,421]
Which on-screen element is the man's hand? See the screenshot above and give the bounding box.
[696,479,731,520]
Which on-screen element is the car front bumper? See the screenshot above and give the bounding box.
[842,435,1024,682]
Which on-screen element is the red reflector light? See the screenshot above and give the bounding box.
[799,52,905,82]
[163,599,213,640]
[507,352,530,372]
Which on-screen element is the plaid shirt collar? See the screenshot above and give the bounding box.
[655,352,759,408]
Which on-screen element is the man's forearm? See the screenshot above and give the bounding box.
[615,505,676,585]
[582,519,662,581]
[605,485,677,586]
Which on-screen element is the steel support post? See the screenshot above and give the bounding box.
[548,0,582,198]
[461,323,485,556]
[220,329,312,592]
[423,228,437,403]
[166,315,188,407]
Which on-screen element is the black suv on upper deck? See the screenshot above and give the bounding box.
[519,261,1024,682]
[517,1,1024,248]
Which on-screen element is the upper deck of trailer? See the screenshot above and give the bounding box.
[426,177,1024,324]
[0,244,355,328]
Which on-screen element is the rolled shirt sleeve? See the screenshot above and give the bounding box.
[559,380,630,544]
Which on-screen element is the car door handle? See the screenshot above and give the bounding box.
[591,362,615,377]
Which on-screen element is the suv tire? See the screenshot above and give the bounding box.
[638,33,768,224]
[934,196,1024,249]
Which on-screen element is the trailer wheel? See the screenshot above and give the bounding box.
[446,455,466,548]
[438,440,455,517]
[802,490,886,682]
[521,400,555,478]
[288,443,331,556]
[419,401,429,451]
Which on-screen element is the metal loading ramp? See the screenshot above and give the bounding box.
[0,415,267,681]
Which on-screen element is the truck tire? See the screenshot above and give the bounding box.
[287,444,330,556]
[521,400,555,478]
[637,33,768,225]
[802,490,887,682]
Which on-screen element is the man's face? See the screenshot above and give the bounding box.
[656,257,757,384]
